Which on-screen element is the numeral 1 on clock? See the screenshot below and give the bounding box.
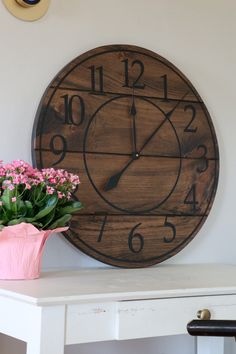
[89,65,104,93]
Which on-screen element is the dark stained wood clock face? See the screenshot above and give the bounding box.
[32,45,219,268]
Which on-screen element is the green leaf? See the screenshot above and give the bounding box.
[30,222,43,229]
[48,214,71,230]
[57,201,83,216]
[27,195,58,222]
[41,209,55,229]
[7,218,26,226]
[25,200,34,217]
[1,189,14,211]
[17,200,27,218]
[5,209,13,220]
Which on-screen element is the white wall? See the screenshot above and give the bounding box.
[0,0,236,353]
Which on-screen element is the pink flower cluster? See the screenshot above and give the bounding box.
[0,160,80,201]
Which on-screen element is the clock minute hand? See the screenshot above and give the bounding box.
[130,90,138,155]
[139,92,189,154]
[104,93,139,192]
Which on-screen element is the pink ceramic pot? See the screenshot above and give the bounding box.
[0,223,67,280]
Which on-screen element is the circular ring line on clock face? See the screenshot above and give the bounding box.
[83,95,182,214]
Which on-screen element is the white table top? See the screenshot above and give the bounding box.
[0,264,236,306]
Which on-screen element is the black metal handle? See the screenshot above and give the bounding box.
[187,320,236,337]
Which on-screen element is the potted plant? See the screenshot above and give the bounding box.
[0,160,82,280]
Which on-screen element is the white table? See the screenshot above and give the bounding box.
[0,264,236,354]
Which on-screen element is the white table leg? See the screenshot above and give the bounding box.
[197,337,225,354]
[26,305,65,354]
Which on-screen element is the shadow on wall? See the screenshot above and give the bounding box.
[0,334,26,354]
[1,333,236,354]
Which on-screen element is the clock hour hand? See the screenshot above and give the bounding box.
[139,92,189,154]
[104,158,134,191]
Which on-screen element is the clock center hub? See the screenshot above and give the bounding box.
[133,152,140,160]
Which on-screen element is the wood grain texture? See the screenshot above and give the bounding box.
[32,44,219,268]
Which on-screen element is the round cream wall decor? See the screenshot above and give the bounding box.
[3,0,49,21]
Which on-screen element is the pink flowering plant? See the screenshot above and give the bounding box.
[0,160,82,230]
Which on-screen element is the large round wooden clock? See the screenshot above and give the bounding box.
[32,44,219,268]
